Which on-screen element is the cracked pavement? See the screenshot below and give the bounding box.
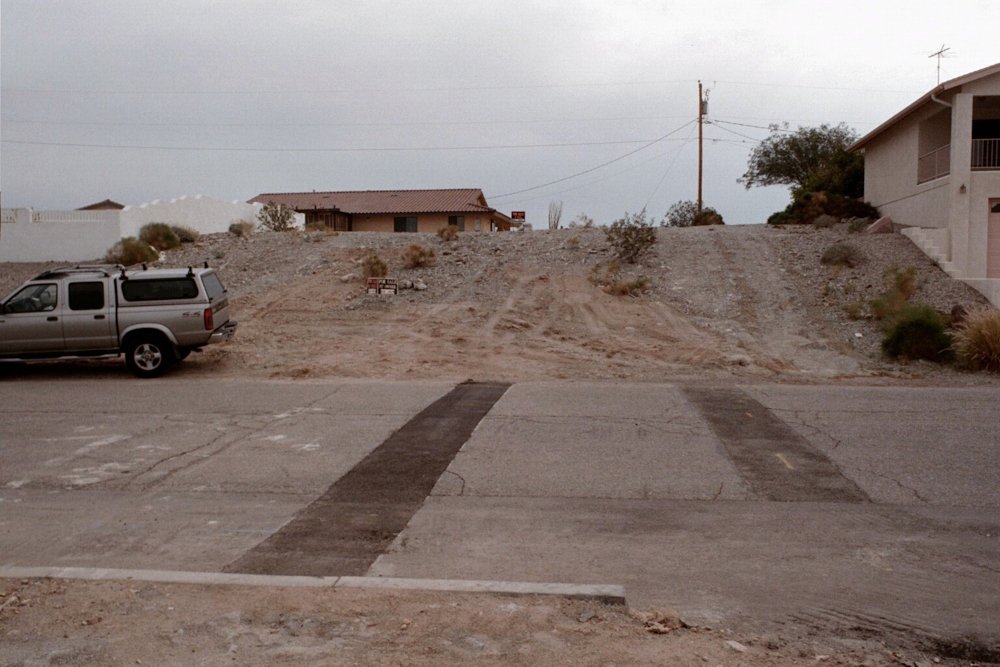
[1,378,998,644]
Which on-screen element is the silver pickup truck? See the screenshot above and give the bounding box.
[0,264,237,377]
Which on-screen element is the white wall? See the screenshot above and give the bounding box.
[0,195,305,263]
[120,194,302,237]
[0,209,121,262]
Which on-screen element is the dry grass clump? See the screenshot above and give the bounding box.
[170,225,200,243]
[229,220,255,237]
[139,222,180,251]
[605,276,650,296]
[870,266,917,321]
[362,254,388,278]
[437,225,459,242]
[402,244,436,269]
[952,305,1000,372]
[105,237,159,265]
[821,242,863,268]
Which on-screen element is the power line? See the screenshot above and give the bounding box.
[491,119,698,200]
[0,137,684,153]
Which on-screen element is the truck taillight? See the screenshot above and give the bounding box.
[203,307,214,331]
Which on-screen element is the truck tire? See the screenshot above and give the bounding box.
[124,334,174,378]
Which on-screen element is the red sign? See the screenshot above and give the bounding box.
[511,211,526,220]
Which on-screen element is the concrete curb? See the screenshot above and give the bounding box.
[0,566,627,606]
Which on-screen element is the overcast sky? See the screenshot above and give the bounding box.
[1,1,997,226]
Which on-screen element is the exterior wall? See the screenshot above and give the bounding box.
[966,172,1000,277]
[120,195,303,237]
[351,212,500,233]
[0,209,121,262]
[863,100,954,230]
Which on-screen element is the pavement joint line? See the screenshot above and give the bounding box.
[0,566,627,606]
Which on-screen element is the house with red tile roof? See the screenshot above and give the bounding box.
[248,188,514,233]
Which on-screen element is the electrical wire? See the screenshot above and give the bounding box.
[490,119,697,200]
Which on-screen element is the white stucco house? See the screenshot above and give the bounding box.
[0,195,303,263]
[850,63,1000,306]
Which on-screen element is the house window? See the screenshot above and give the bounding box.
[394,216,417,232]
[448,215,465,231]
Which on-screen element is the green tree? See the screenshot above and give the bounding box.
[604,210,657,263]
[740,123,863,198]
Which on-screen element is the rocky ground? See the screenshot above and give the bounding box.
[2,222,995,385]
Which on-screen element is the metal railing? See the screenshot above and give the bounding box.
[972,139,1000,170]
[918,144,951,183]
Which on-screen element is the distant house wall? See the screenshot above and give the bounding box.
[351,212,502,233]
[0,209,121,262]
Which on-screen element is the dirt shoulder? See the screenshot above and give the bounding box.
[1,578,982,667]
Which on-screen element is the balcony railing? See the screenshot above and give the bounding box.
[972,139,1000,170]
[918,144,951,183]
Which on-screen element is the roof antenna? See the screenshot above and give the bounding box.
[928,44,954,86]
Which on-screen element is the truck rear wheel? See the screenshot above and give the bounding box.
[124,334,174,378]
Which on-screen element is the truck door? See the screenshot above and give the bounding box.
[0,282,63,354]
[62,280,115,350]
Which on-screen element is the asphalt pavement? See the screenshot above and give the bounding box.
[1,376,997,644]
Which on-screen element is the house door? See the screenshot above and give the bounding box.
[990,199,1000,278]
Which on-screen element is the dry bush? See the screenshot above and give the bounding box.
[821,242,863,268]
[887,266,917,299]
[229,220,255,237]
[437,225,459,242]
[105,237,158,265]
[170,225,200,243]
[952,305,1000,372]
[402,244,436,269]
[605,276,650,296]
[842,302,865,320]
[139,222,180,251]
[362,254,388,278]
[604,211,657,263]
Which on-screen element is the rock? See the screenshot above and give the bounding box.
[398,279,414,290]
[866,216,894,234]
[339,272,357,283]
[725,640,749,653]
[413,279,428,291]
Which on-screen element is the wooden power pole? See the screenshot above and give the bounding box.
[697,80,704,215]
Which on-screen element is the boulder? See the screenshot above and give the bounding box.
[866,216,894,234]
[812,214,838,229]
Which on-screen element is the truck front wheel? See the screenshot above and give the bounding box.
[124,334,174,378]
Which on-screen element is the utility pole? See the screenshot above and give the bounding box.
[697,81,705,214]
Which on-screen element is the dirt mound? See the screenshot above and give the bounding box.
[2,224,993,384]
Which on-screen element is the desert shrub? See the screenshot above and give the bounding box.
[881,305,952,362]
[821,242,863,268]
[139,222,180,251]
[662,200,724,227]
[170,225,200,243]
[104,237,158,265]
[362,254,388,278]
[229,220,255,237]
[886,266,917,300]
[437,225,459,242]
[605,276,650,296]
[569,213,595,228]
[843,302,865,320]
[767,191,879,226]
[256,201,296,231]
[951,305,1000,372]
[402,244,436,269]
[847,217,870,234]
[604,210,657,263]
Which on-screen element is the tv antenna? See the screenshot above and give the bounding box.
[928,45,954,85]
